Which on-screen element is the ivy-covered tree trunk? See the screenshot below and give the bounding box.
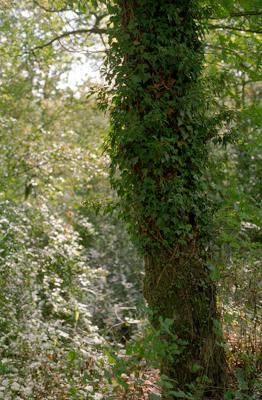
[105,0,226,397]
[144,251,226,397]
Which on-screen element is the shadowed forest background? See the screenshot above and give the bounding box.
[0,1,261,399]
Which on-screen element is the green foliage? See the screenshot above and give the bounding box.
[103,313,187,398]
[0,0,261,399]
[125,315,187,366]
[205,6,262,397]
[102,0,225,255]
[0,5,144,399]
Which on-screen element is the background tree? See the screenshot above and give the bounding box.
[205,3,262,395]
[0,3,142,398]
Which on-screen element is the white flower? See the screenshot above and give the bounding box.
[11,382,20,391]
[85,385,94,392]
[93,393,103,400]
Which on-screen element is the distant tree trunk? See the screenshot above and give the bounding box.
[105,0,226,397]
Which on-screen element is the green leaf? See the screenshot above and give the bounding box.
[67,351,78,362]
[208,263,221,282]
[191,363,203,373]
[224,389,235,399]
[149,394,161,400]
[116,376,129,390]
[169,390,192,399]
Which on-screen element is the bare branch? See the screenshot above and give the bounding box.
[209,10,262,19]
[33,0,71,13]
[57,38,106,54]
[208,24,262,34]
[230,10,262,18]
[30,28,107,52]
[205,44,259,57]
[90,12,108,25]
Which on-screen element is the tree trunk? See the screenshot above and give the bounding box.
[144,247,226,397]
[105,0,227,397]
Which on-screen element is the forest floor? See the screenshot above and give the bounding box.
[115,368,161,399]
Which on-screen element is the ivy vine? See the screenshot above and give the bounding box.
[102,0,222,255]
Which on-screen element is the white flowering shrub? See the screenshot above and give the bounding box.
[0,7,144,392]
[0,200,112,400]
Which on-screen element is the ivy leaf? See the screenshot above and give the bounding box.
[149,394,161,400]
[168,390,193,399]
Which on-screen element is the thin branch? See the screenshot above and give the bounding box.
[99,31,109,51]
[33,0,71,13]
[91,12,108,50]
[205,44,261,57]
[57,38,106,54]
[208,24,262,34]
[90,12,108,25]
[30,28,107,51]
[230,10,262,18]
[209,10,262,19]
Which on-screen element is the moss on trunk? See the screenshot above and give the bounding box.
[144,248,226,397]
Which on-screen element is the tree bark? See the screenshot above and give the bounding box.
[144,247,226,397]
